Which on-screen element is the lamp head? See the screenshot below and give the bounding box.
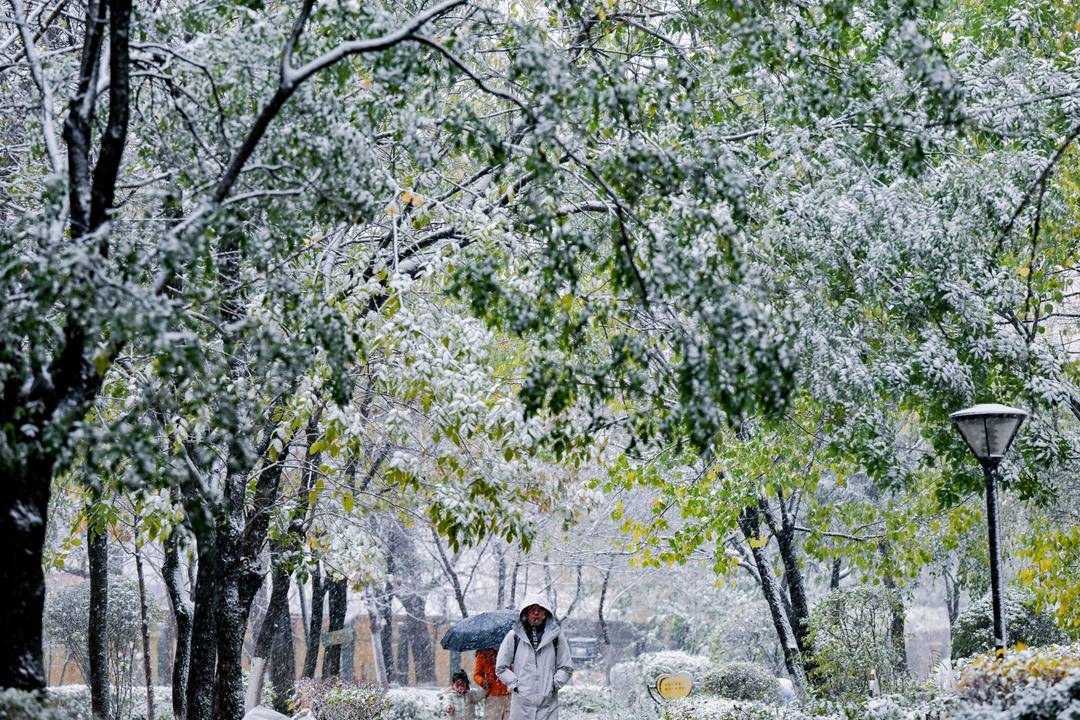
[949,403,1027,465]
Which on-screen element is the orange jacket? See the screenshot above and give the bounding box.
[473,648,509,696]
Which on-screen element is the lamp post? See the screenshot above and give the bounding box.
[949,403,1028,653]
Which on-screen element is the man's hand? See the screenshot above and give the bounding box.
[447,706,456,715]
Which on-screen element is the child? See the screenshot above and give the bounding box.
[443,670,487,720]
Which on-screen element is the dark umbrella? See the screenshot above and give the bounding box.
[440,610,519,651]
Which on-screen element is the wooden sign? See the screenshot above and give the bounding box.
[322,628,353,646]
[655,673,693,699]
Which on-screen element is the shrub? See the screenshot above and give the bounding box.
[43,579,162,720]
[951,591,1066,660]
[42,684,173,720]
[294,679,388,720]
[948,672,1080,720]
[559,685,618,717]
[610,652,712,709]
[383,687,445,720]
[698,663,782,704]
[806,587,906,697]
[956,643,1080,706]
[663,696,817,720]
[0,689,74,720]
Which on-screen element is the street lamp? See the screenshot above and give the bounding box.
[950,403,1028,652]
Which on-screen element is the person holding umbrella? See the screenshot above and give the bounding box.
[495,597,573,720]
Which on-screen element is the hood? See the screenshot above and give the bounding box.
[518,594,553,620]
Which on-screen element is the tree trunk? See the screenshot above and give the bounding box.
[378,586,394,681]
[366,587,389,687]
[495,544,507,609]
[878,541,907,674]
[0,458,52,690]
[322,579,348,677]
[760,495,812,656]
[400,594,435,683]
[395,620,410,682]
[738,506,806,693]
[211,470,259,720]
[302,563,325,679]
[943,564,960,629]
[509,556,520,609]
[187,535,218,720]
[598,567,611,647]
[830,558,842,590]
[163,530,192,720]
[255,549,295,715]
[88,514,111,720]
[135,542,156,720]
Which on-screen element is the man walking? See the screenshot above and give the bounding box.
[495,596,573,720]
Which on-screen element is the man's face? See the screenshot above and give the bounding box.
[453,679,468,694]
[526,605,546,627]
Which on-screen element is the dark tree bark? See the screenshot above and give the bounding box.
[377,584,394,681]
[187,538,219,720]
[322,579,348,677]
[88,514,111,720]
[738,505,805,692]
[302,563,325,678]
[759,493,812,657]
[0,456,52,690]
[598,565,611,647]
[163,530,191,720]
[830,558,842,590]
[0,0,130,691]
[255,549,295,715]
[135,541,156,720]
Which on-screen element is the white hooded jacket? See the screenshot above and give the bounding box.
[495,596,573,720]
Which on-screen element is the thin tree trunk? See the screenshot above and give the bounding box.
[830,558,842,590]
[879,541,907,674]
[88,511,111,720]
[322,579,348,676]
[598,565,611,646]
[738,505,806,693]
[395,620,410,682]
[163,524,192,720]
[378,585,394,681]
[400,594,435,683]
[495,544,507,609]
[508,556,520,609]
[432,529,468,618]
[560,566,583,622]
[135,540,156,720]
[366,586,389,687]
[760,494,812,657]
[302,562,325,679]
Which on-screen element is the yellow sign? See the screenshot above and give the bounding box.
[655,673,693,699]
